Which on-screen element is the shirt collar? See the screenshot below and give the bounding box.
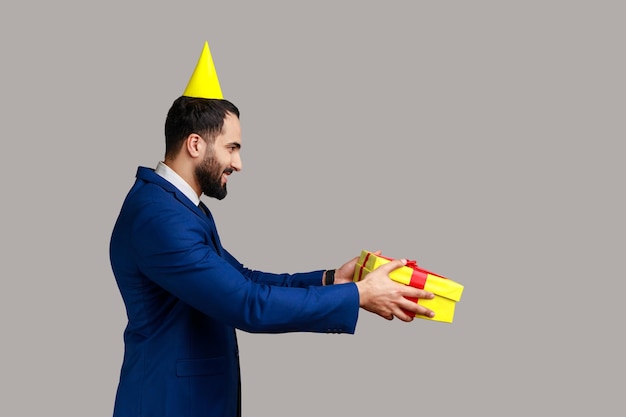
[155,161,201,206]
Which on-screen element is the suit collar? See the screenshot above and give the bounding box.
[136,166,203,216]
[154,161,200,205]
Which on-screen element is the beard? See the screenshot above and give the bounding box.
[195,153,231,200]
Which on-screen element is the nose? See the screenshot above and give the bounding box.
[231,152,242,172]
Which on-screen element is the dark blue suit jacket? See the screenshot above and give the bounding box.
[109,167,360,417]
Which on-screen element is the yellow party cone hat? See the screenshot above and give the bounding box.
[183,41,223,99]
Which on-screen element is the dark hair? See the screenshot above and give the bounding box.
[164,96,240,159]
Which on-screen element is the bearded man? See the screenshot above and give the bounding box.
[109,51,434,417]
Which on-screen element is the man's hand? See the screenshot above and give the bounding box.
[355,258,435,322]
[333,250,382,284]
[333,256,359,284]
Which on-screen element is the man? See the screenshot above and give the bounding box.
[109,43,435,417]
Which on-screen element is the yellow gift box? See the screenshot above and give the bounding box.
[353,250,464,323]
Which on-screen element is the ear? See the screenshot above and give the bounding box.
[185,133,204,159]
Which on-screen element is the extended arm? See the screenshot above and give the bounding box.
[127,209,359,334]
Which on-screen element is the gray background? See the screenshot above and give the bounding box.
[2,1,624,416]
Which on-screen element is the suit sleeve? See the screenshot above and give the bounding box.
[220,248,324,288]
[131,203,360,334]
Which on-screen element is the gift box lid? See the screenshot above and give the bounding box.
[355,250,464,302]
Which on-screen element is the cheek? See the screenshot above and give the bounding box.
[217,152,232,168]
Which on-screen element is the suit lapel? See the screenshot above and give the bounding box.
[136,167,224,255]
[199,201,223,256]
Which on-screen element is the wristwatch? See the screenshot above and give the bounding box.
[325,269,335,286]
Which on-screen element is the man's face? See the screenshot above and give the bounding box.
[195,113,242,200]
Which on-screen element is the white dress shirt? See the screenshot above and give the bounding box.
[154,161,200,206]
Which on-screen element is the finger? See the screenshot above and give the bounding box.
[401,286,435,300]
[381,311,394,321]
[416,306,435,319]
[376,258,407,273]
[394,308,415,323]
[400,298,436,319]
